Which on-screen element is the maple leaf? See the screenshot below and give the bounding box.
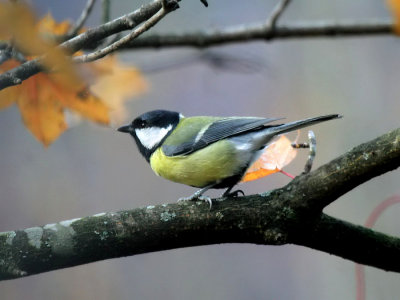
[241,135,298,183]
[0,59,109,146]
[387,0,400,34]
[0,3,81,89]
[0,11,147,146]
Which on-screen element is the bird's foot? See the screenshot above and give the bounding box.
[223,189,245,198]
[178,190,213,209]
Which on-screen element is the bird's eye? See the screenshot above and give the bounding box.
[140,121,146,128]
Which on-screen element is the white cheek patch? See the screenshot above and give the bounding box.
[135,125,172,150]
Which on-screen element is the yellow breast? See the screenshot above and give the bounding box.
[149,140,242,188]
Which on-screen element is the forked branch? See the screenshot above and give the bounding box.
[1,127,400,281]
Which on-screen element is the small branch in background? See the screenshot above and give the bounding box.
[266,0,291,29]
[0,45,12,65]
[0,0,163,90]
[101,0,110,23]
[304,130,316,173]
[0,42,27,65]
[355,195,400,300]
[73,0,179,63]
[0,0,394,90]
[291,130,316,174]
[127,20,393,49]
[200,0,208,7]
[65,0,97,40]
[288,127,400,212]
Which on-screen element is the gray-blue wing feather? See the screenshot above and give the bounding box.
[162,117,283,156]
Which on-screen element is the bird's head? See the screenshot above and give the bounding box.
[118,110,181,161]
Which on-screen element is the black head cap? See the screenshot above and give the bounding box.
[118,110,181,162]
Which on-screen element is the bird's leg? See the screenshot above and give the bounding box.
[178,185,214,208]
[291,130,316,174]
[222,186,245,198]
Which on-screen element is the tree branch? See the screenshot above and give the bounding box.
[127,20,393,48]
[1,127,400,281]
[73,0,179,63]
[0,0,165,90]
[287,128,400,212]
[64,0,97,40]
[266,0,291,29]
[294,214,400,272]
[0,0,394,91]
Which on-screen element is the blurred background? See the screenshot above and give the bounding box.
[1,0,400,299]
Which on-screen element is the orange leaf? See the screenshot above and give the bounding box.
[37,13,72,36]
[387,0,400,34]
[17,74,67,147]
[0,3,81,89]
[241,135,298,183]
[0,13,147,146]
[0,59,110,146]
[48,79,110,124]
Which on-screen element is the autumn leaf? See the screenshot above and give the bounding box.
[0,3,81,89]
[387,0,400,34]
[0,60,109,146]
[241,135,298,182]
[0,12,147,146]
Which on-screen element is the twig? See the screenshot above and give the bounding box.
[101,0,110,23]
[291,130,316,173]
[288,127,400,212]
[267,0,291,29]
[355,195,400,300]
[73,0,179,63]
[0,0,163,90]
[304,130,316,173]
[65,0,97,39]
[0,46,12,65]
[0,3,394,90]
[200,0,208,7]
[126,20,393,49]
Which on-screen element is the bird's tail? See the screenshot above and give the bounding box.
[268,114,342,136]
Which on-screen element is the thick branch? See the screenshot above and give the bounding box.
[127,20,393,48]
[285,128,400,212]
[1,127,400,280]
[294,214,400,271]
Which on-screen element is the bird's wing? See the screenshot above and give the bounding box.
[162,117,283,156]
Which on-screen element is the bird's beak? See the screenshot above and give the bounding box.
[117,125,133,133]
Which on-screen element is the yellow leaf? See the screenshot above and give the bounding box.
[90,56,148,123]
[37,13,72,36]
[0,59,110,146]
[387,0,400,34]
[47,78,110,124]
[0,3,81,89]
[0,13,147,146]
[241,135,298,183]
[17,74,67,147]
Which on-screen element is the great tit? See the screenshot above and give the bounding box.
[118,110,340,206]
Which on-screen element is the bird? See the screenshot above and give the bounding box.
[118,110,341,207]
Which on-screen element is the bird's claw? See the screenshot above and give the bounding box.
[223,189,245,198]
[178,195,213,209]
